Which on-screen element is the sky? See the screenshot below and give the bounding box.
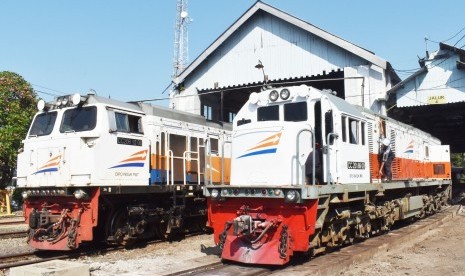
[1,1,464,106]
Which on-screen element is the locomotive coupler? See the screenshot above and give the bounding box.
[233,215,253,236]
[232,215,281,244]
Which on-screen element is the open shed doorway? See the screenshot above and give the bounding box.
[199,69,344,123]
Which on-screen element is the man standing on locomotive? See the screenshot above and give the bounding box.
[379,138,394,182]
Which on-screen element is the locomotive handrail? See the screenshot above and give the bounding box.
[221,140,231,185]
[168,150,174,185]
[296,128,315,186]
[203,140,213,186]
[183,151,200,185]
[326,132,339,185]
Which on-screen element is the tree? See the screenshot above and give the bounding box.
[0,71,37,188]
[451,153,465,168]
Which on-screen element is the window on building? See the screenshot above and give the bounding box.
[229,112,236,123]
[203,105,212,120]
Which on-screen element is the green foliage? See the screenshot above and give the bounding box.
[0,71,37,187]
[451,152,465,168]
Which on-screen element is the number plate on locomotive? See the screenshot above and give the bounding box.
[347,161,365,170]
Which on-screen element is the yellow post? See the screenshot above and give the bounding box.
[0,190,12,216]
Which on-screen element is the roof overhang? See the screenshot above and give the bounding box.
[386,66,428,96]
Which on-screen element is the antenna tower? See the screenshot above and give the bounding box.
[173,0,189,79]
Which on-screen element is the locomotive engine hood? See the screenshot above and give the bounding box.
[231,121,312,186]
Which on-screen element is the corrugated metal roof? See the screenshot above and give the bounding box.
[197,68,344,92]
[440,42,465,57]
[387,66,428,95]
[389,43,465,96]
[175,1,395,85]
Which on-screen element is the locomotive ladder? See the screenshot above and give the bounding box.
[166,184,188,238]
[166,144,204,238]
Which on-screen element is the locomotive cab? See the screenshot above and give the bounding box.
[17,94,150,190]
[16,93,151,249]
[230,85,370,187]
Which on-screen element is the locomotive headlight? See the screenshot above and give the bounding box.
[56,98,62,106]
[72,93,83,106]
[21,190,30,199]
[211,189,220,199]
[37,100,45,111]
[269,90,279,101]
[61,97,69,106]
[73,189,88,200]
[280,88,290,100]
[285,190,300,203]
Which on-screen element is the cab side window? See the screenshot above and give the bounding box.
[115,112,143,134]
[348,118,359,144]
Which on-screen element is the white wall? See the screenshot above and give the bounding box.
[173,12,391,115]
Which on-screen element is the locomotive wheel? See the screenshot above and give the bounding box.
[154,219,168,239]
[106,207,131,245]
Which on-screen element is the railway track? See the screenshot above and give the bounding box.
[0,231,206,271]
[0,230,28,239]
[0,220,25,226]
[167,262,273,276]
[0,206,460,274]
[0,244,122,270]
[167,205,459,276]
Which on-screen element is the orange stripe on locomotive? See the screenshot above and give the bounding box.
[369,153,451,181]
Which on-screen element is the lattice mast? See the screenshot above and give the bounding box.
[173,0,189,78]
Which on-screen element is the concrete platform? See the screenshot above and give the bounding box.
[9,260,89,276]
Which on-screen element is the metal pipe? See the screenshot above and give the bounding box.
[203,140,209,186]
[203,139,213,186]
[183,151,198,185]
[168,150,174,185]
[221,140,232,185]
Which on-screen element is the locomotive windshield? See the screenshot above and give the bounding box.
[257,102,308,122]
[257,105,279,121]
[284,102,307,122]
[29,111,58,136]
[60,106,97,132]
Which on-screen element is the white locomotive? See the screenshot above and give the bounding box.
[17,93,231,250]
[205,85,451,265]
